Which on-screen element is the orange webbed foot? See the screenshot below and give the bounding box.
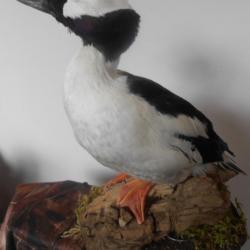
[103,173,130,191]
[117,179,154,224]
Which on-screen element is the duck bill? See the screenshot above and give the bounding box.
[17,0,50,14]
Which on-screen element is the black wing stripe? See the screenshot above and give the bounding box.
[177,134,224,163]
[219,162,246,175]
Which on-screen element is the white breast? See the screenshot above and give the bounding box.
[64,46,146,169]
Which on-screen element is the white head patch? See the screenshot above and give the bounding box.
[63,0,131,18]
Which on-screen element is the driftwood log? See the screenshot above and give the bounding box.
[0,168,247,250]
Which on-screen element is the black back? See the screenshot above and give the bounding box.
[126,72,233,163]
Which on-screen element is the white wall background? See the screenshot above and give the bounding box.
[0,0,249,248]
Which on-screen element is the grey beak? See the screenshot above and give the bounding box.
[17,0,50,14]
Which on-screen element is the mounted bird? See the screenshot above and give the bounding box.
[17,0,245,225]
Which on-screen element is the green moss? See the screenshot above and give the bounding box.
[179,200,247,250]
[62,186,103,240]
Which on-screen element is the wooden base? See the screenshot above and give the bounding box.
[0,169,247,250]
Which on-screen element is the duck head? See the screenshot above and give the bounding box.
[17,0,140,61]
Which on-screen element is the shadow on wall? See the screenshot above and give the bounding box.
[171,45,238,94]
[0,155,22,222]
[202,106,250,237]
[170,44,250,171]
[169,44,250,233]
[0,153,39,222]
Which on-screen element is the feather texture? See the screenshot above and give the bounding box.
[64,44,244,184]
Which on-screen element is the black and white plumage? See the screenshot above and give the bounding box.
[17,0,245,184]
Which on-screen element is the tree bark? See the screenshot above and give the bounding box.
[72,170,231,250]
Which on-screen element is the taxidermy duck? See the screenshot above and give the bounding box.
[17,0,245,224]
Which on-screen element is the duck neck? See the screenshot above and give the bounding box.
[65,44,120,94]
[66,9,140,62]
[81,44,120,78]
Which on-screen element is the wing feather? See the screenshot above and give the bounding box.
[125,72,244,174]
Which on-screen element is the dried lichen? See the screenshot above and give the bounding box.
[179,200,247,250]
[62,186,103,240]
